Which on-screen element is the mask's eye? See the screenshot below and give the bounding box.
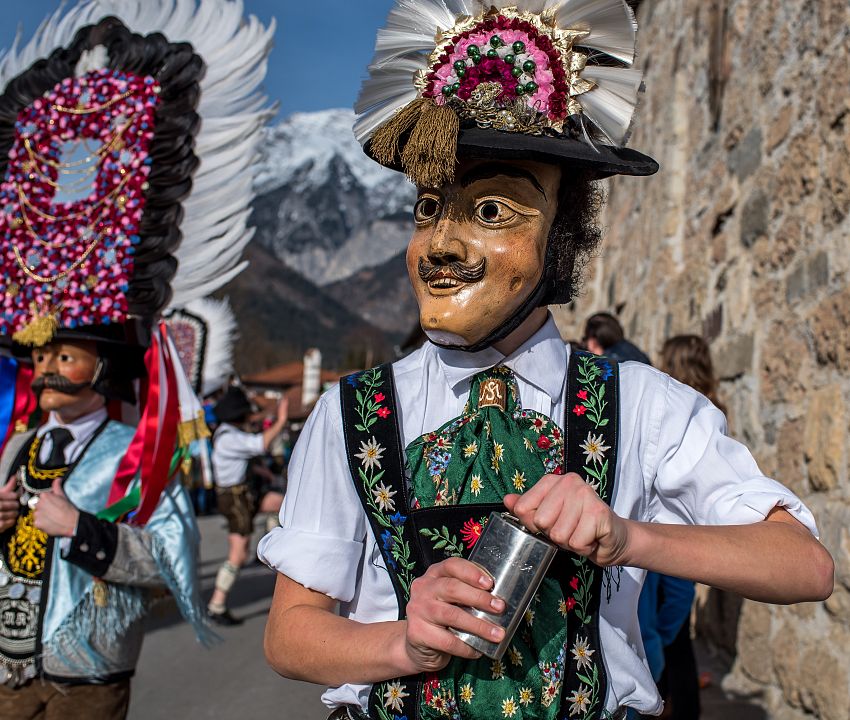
[59,354,73,363]
[475,200,516,225]
[413,196,441,224]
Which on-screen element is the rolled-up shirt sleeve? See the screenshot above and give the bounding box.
[257,386,367,602]
[647,375,818,537]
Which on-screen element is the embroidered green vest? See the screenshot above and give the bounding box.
[340,351,619,720]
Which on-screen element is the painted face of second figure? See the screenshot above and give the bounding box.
[407,158,561,348]
[31,340,104,420]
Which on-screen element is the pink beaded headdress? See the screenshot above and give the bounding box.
[0,0,273,523]
[355,0,658,186]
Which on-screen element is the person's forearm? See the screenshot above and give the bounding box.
[623,515,833,603]
[265,604,415,685]
[262,418,285,450]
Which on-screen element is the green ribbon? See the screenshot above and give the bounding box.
[96,445,190,522]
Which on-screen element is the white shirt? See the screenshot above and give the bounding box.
[37,407,109,465]
[212,424,265,488]
[258,315,817,715]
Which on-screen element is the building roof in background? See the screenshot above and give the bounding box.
[243,361,339,389]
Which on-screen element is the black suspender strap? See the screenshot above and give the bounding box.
[340,364,421,615]
[558,349,620,719]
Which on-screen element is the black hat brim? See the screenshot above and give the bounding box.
[455,127,659,178]
[367,125,659,181]
[2,320,151,359]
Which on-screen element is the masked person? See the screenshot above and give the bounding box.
[259,3,833,719]
[0,1,273,716]
[208,386,288,625]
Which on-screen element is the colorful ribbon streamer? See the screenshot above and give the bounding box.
[106,323,182,525]
[0,357,18,452]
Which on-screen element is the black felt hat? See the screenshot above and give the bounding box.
[355,3,659,187]
[213,386,253,424]
[366,125,659,180]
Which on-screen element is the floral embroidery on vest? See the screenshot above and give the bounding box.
[340,351,619,720]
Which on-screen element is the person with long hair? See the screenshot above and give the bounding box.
[639,334,727,720]
[660,335,726,415]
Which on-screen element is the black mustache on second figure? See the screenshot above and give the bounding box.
[418,257,487,284]
[32,373,91,396]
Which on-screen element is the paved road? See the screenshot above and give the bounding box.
[127,514,764,720]
[128,514,328,720]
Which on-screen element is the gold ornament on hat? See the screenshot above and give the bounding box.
[355,0,645,186]
[12,302,61,347]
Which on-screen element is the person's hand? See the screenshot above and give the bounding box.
[504,472,631,567]
[0,476,20,532]
[276,396,289,426]
[33,478,79,537]
[402,557,506,673]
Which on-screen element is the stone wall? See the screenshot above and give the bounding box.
[551,1,850,718]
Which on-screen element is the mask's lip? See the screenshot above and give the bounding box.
[426,276,467,294]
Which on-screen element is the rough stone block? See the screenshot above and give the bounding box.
[740,189,769,248]
[810,288,850,370]
[776,418,807,495]
[797,633,850,720]
[807,250,829,289]
[767,107,793,152]
[736,600,774,685]
[715,333,755,380]
[803,385,846,491]
[729,127,763,182]
[785,262,807,303]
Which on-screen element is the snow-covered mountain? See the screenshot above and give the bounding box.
[251,109,416,286]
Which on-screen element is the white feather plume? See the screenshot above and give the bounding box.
[0,0,275,308]
[552,0,637,64]
[167,296,238,397]
[355,0,641,148]
[579,64,643,144]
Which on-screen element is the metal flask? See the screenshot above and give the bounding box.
[451,512,558,660]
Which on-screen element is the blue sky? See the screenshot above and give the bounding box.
[0,0,395,120]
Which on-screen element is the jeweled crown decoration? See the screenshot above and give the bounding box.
[0,68,159,343]
[355,0,643,187]
[422,10,591,133]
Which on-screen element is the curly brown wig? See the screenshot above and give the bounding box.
[540,171,605,306]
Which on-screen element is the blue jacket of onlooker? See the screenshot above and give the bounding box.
[638,572,696,681]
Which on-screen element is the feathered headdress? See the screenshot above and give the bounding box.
[0,0,273,524]
[355,0,657,186]
[165,296,238,399]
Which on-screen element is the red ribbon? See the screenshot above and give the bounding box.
[107,323,180,525]
[0,363,36,455]
[135,323,179,525]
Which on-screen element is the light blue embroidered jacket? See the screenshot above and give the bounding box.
[2,421,209,680]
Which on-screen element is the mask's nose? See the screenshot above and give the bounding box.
[426,217,468,265]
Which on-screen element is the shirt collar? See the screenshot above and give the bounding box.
[435,313,569,402]
[38,406,108,445]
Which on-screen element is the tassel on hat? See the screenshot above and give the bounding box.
[371,98,460,187]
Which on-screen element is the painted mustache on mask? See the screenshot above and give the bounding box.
[32,374,91,396]
[418,257,487,284]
